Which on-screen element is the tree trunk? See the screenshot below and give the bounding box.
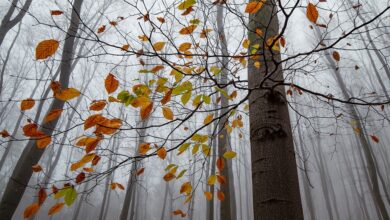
[0,1,83,218]
[248,1,303,219]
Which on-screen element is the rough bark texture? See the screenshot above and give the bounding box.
[248,1,303,219]
[0,1,83,218]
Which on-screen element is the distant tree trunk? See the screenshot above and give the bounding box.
[247,1,303,219]
[216,5,237,220]
[0,1,84,218]
[0,0,32,47]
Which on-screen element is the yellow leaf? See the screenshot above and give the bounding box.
[177,143,191,155]
[243,39,250,49]
[245,1,265,14]
[203,114,214,125]
[207,175,216,185]
[35,39,59,60]
[23,203,40,218]
[177,0,196,10]
[55,88,81,101]
[21,98,35,111]
[179,42,192,52]
[223,150,237,159]
[306,3,319,23]
[153,42,166,51]
[192,144,200,155]
[204,191,212,200]
[48,203,64,216]
[157,147,167,160]
[202,144,210,156]
[162,107,174,120]
[105,73,119,94]
[44,109,63,123]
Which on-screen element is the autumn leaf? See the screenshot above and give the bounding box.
[23,123,44,137]
[161,89,172,105]
[203,114,214,125]
[97,25,106,33]
[216,157,224,171]
[32,164,43,172]
[179,25,197,35]
[371,135,380,143]
[105,73,119,94]
[23,203,40,218]
[172,209,187,217]
[35,39,59,60]
[179,42,192,52]
[139,143,151,155]
[204,191,212,200]
[84,114,105,130]
[157,17,165,23]
[163,172,175,181]
[0,129,10,138]
[207,175,216,185]
[136,167,145,176]
[38,188,47,205]
[217,190,225,201]
[36,135,52,149]
[162,107,174,120]
[121,44,130,51]
[55,88,81,101]
[44,109,63,123]
[92,155,101,166]
[332,51,340,62]
[217,175,226,184]
[75,172,85,184]
[140,102,153,120]
[157,147,167,160]
[21,98,35,111]
[177,0,196,10]
[306,3,319,23]
[180,182,192,195]
[245,1,265,14]
[89,100,107,111]
[223,150,237,159]
[50,10,63,16]
[48,203,64,216]
[153,42,166,51]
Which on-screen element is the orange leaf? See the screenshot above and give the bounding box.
[36,135,51,149]
[48,203,64,216]
[157,147,167,160]
[371,135,380,143]
[179,42,192,52]
[139,143,151,155]
[203,114,214,125]
[38,188,47,205]
[163,173,175,182]
[172,209,186,217]
[216,157,224,171]
[306,3,319,23]
[50,10,63,16]
[136,167,145,176]
[23,203,40,218]
[32,164,43,172]
[83,167,94,173]
[121,44,130,51]
[75,172,85,184]
[23,123,44,137]
[117,183,125,190]
[44,109,63,123]
[180,182,192,195]
[140,102,153,120]
[92,155,101,166]
[89,100,107,111]
[179,25,197,35]
[151,65,164,73]
[84,114,105,130]
[217,175,226,185]
[153,42,166,51]
[35,39,59,60]
[217,190,225,201]
[332,51,340,62]
[161,89,172,105]
[162,107,174,120]
[204,191,212,200]
[245,1,265,14]
[21,98,35,111]
[105,73,119,94]
[97,25,106,33]
[55,88,81,101]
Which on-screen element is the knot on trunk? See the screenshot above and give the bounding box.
[251,123,287,141]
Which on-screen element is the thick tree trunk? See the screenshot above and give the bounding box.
[0,1,83,218]
[248,1,303,219]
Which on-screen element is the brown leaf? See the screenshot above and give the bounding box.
[89,100,107,111]
[179,25,197,35]
[306,3,319,23]
[21,98,35,111]
[50,10,63,16]
[0,129,10,138]
[216,157,224,171]
[157,147,167,160]
[32,164,43,172]
[36,135,52,149]
[136,167,145,176]
[97,25,106,34]
[332,51,340,62]
[370,135,380,143]
[245,1,265,14]
[217,190,225,201]
[161,89,172,105]
[105,73,119,94]
[38,188,47,205]
[35,39,59,60]
[140,102,153,120]
[75,172,85,184]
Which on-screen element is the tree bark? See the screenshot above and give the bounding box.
[248,1,303,219]
[0,1,83,218]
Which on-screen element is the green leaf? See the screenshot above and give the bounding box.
[54,188,68,199]
[177,143,191,155]
[191,134,208,143]
[176,169,187,179]
[165,164,178,172]
[210,66,221,76]
[181,91,192,105]
[64,188,77,206]
[202,95,211,104]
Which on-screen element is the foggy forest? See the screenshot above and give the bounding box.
[0,0,389,219]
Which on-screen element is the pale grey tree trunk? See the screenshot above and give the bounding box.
[0,1,84,218]
[248,1,303,219]
[0,0,32,47]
